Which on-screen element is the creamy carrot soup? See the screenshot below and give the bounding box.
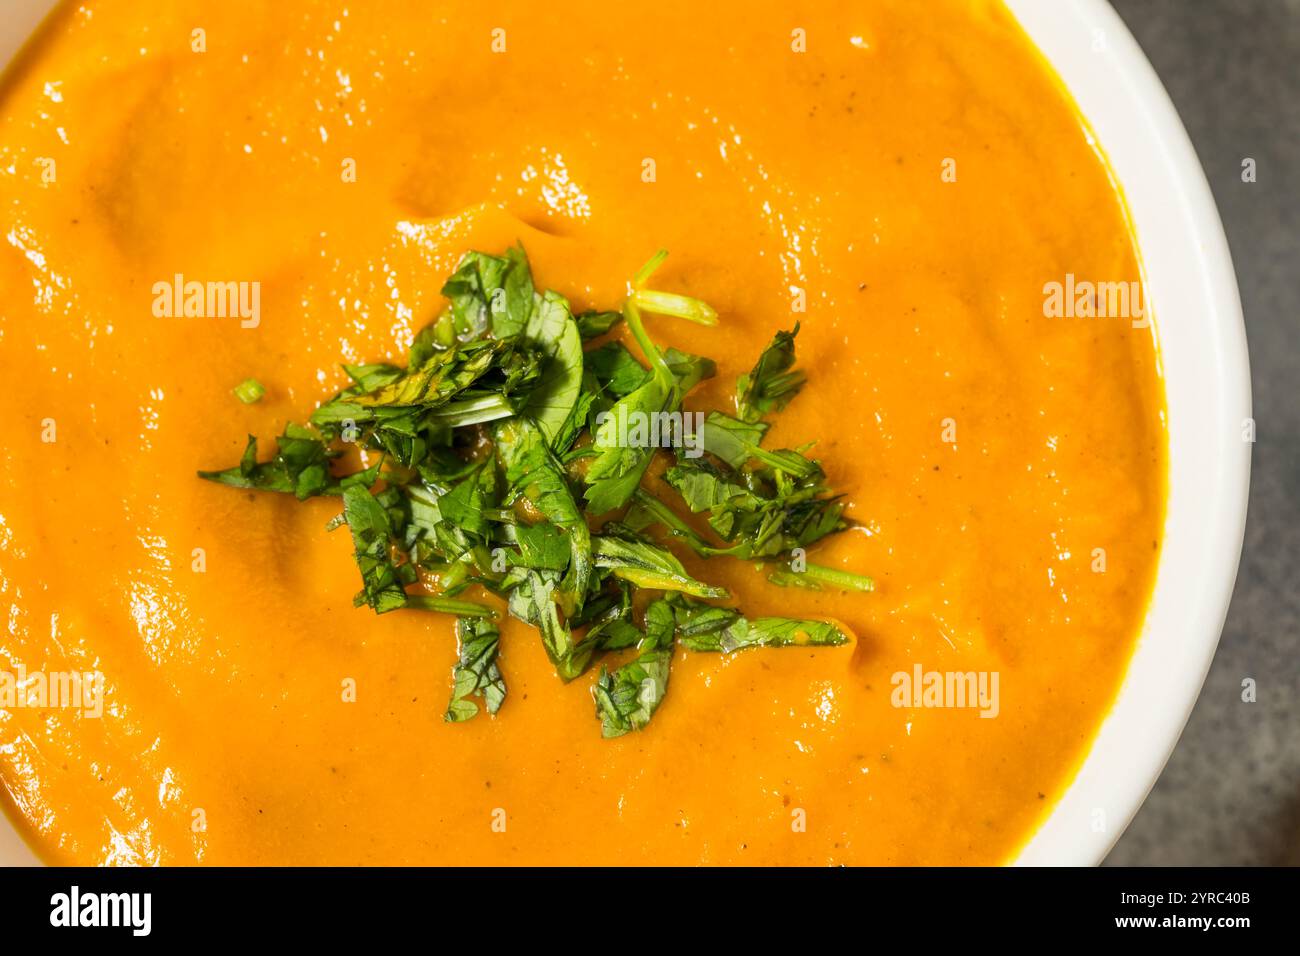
[0,0,1165,865]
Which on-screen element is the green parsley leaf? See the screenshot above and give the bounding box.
[440,246,535,340]
[575,310,623,339]
[520,290,584,445]
[593,598,676,738]
[197,427,351,501]
[736,325,806,422]
[340,485,410,614]
[446,617,506,721]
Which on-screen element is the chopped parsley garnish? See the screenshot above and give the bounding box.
[233,377,266,404]
[199,246,872,737]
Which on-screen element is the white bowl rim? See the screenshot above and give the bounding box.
[1004,0,1251,865]
[0,0,1252,867]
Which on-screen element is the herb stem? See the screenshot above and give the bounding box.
[622,299,670,377]
[632,249,669,289]
[632,489,711,551]
[234,378,266,404]
[745,443,819,479]
[769,562,875,593]
[405,595,499,618]
[428,393,516,427]
[631,289,719,326]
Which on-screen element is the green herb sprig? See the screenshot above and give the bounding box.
[200,246,872,737]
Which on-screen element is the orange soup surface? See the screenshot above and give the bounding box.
[0,0,1165,864]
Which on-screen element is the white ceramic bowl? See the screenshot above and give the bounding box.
[1005,0,1250,865]
[0,0,1250,866]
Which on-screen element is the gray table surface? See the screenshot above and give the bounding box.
[1103,0,1299,866]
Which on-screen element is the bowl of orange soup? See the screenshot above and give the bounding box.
[0,0,1249,866]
